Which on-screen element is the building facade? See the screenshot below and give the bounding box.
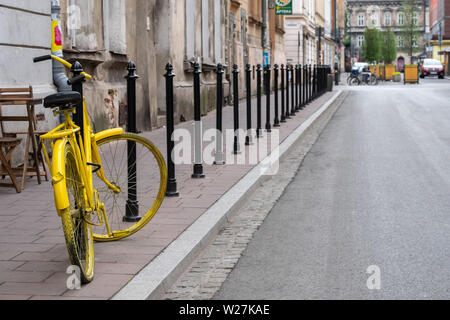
[0,1,57,132]
[0,0,287,134]
[429,0,450,68]
[284,0,318,65]
[284,0,345,70]
[226,0,286,99]
[347,0,429,69]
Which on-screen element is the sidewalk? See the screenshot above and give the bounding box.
[0,88,339,300]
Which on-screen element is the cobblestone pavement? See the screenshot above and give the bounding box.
[164,92,348,300]
[0,87,335,300]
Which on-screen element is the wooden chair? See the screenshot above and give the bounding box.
[0,137,22,193]
[0,87,48,191]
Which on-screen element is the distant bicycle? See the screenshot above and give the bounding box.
[349,69,378,86]
[347,73,359,85]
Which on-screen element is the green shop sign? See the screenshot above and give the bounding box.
[275,0,293,15]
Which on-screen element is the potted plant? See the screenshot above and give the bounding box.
[393,72,401,82]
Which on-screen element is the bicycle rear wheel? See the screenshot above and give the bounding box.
[60,143,94,284]
[92,133,167,241]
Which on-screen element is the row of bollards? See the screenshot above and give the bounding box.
[163,62,331,197]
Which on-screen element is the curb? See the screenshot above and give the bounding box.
[112,90,344,300]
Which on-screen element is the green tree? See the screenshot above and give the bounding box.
[400,0,421,61]
[362,27,381,63]
[381,28,397,64]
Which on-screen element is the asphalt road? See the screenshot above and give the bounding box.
[215,78,450,300]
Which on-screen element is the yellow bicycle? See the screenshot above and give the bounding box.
[34,55,167,283]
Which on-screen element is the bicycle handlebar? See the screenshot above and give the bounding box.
[33,54,93,80]
[33,55,52,63]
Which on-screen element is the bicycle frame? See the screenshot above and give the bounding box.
[39,56,123,216]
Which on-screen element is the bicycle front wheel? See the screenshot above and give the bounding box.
[349,77,360,86]
[92,133,167,241]
[60,142,95,283]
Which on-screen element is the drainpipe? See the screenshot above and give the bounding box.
[262,0,269,65]
[51,0,71,92]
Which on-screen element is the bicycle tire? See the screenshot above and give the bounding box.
[347,75,354,85]
[370,75,378,85]
[60,142,95,284]
[92,133,167,242]
[349,77,360,86]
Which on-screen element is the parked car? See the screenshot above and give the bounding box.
[420,59,445,79]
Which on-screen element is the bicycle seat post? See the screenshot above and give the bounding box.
[71,61,85,142]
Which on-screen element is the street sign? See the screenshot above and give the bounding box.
[275,0,292,15]
[263,52,270,67]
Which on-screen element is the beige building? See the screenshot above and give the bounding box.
[316,0,335,66]
[227,0,286,98]
[284,0,338,67]
[1,0,287,133]
[346,0,429,69]
[284,0,318,65]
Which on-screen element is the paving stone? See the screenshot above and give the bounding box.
[0,90,335,299]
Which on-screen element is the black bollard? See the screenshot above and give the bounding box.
[280,64,286,123]
[310,65,313,102]
[265,65,272,132]
[245,64,253,146]
[123,61,141,222]
[273,64,280,127]
[316,65,319,97]
[299,64,304,110]
[313,65,317,100]
[321,66,325,95]
[303,65,306,106]
[215,63,225,165]
[290,65,296,116]
[285,64,291,119]
[164,63,179,197]
[256,64,263,138]
[192,62,205,179]
[295,65,300,111]
[308,65,312,103]
[232,64,241,154]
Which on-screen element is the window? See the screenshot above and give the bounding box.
[357,35,364,47]
[185,0,221,62]
[397,35,404,47]
[412,35,418,47]
[371,13,378,26]
[185,0,196,59]
[384,12,391,26]
[357,14,365,27]
[412,12,418,25]
[397,12,405,26]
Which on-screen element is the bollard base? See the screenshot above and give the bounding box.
[245,135,254,146]
[123,200,141,222]
[165,179,179,197]
[214,152,225,165]
[256,129,263,138]
[192,164,205,179]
